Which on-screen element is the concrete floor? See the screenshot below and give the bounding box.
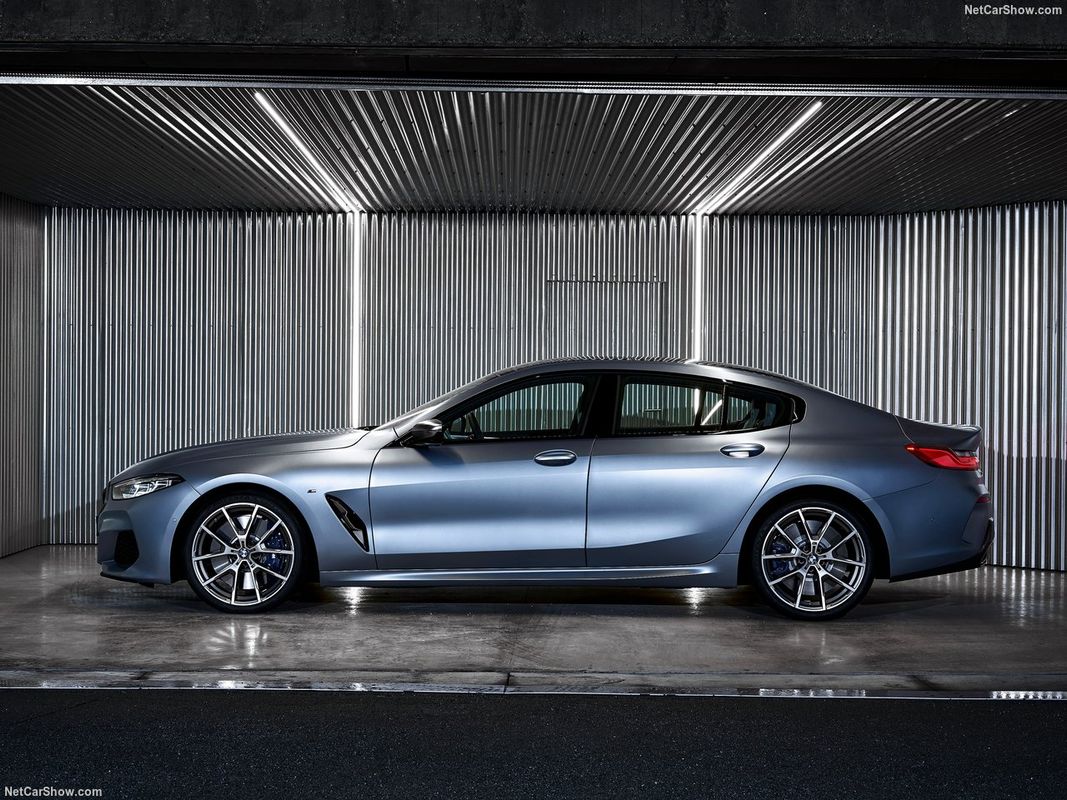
[1,545,1066,694]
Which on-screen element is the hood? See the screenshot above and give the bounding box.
[113,428,367,481]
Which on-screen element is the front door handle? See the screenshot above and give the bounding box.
[720,443,765,458]
[534,449,577,467]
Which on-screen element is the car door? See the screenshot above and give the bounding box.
[368,374,600,570]
[586,373,791,567]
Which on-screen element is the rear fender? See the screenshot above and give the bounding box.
[721,475,896,558]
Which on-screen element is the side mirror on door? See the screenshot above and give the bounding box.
[404,418,444,446]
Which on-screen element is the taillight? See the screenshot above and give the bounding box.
[905,443,980,471]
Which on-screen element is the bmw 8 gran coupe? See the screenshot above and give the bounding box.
[98,358,994,619]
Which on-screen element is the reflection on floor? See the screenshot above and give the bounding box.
[1,546,1065,694]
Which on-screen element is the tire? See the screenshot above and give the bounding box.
[183,493,304,613]
[751,500,874,620]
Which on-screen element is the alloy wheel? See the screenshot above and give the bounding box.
[759,506,868,613]
[189,501,297,608]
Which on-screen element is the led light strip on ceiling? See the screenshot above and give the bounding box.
[696,100,824,215]
[255,90,361,213]
[690,100,824,360]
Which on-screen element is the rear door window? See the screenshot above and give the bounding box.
[614,375,791,435]
[617,377,725,435]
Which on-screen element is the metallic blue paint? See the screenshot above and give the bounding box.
[97,358,993,602]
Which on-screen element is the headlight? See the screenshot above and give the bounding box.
[110,474,183,501]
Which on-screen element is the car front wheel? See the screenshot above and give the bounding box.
[184,494,303,613]
[751,501,874,620]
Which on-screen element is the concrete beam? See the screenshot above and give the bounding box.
[1,0,1066,50]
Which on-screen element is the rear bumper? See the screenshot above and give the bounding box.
[890,516,994,582]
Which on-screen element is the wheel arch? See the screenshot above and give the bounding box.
[736,485,891,584]
[170,481,320,584]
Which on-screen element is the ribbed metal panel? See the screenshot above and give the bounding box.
[1,83,1066,216]
[43,208,358,544]
[701,204,1067,571]
[360,213,690,424]
[278,90,1067,215]
[0,85,347,211]
[0,194,44,557]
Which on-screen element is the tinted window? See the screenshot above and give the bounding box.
[618,379,724,434]
[442,379,593,442]
[720,385,788,432]
[615,375,790,435]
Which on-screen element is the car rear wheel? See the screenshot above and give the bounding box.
[184,494,303,613]
[751,501,874,620]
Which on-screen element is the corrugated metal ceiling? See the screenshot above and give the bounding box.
[0,82,1065,214]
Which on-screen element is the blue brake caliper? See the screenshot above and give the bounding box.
[768,538,794,579]
[262,531,286,572]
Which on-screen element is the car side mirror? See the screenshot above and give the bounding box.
[405,418,444,446]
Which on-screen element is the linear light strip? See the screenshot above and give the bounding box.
[733,102,913,213]
[697,100,823,215]
[254,91,360,213]
[255,91,363,426]
[350,213,363,426]
[689,102,821,359]
[691,213,705,361]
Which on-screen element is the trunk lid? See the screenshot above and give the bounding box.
[895,416,982,452]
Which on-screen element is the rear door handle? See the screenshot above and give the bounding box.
[720,443,765,458]
[534,449,577,466]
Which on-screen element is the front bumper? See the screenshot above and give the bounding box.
[97,481,202,584]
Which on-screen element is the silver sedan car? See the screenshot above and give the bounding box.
[98,358,994,619]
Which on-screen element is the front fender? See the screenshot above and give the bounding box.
[189,467,378,575]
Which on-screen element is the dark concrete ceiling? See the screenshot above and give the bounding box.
[2,0,1065,51]
[1,78,1066,215]
[3,0,1067,85]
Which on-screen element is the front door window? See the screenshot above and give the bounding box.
[442,379,593,442]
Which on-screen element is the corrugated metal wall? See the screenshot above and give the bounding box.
[360,213,691,424]
[43,209,358,545]
[701,204,1067,571]
[0,194,44,557]
[32,203,1066,572]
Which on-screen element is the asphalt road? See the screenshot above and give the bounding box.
[1,690,1065,799]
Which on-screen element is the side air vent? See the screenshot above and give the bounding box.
[325,494,369,551]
